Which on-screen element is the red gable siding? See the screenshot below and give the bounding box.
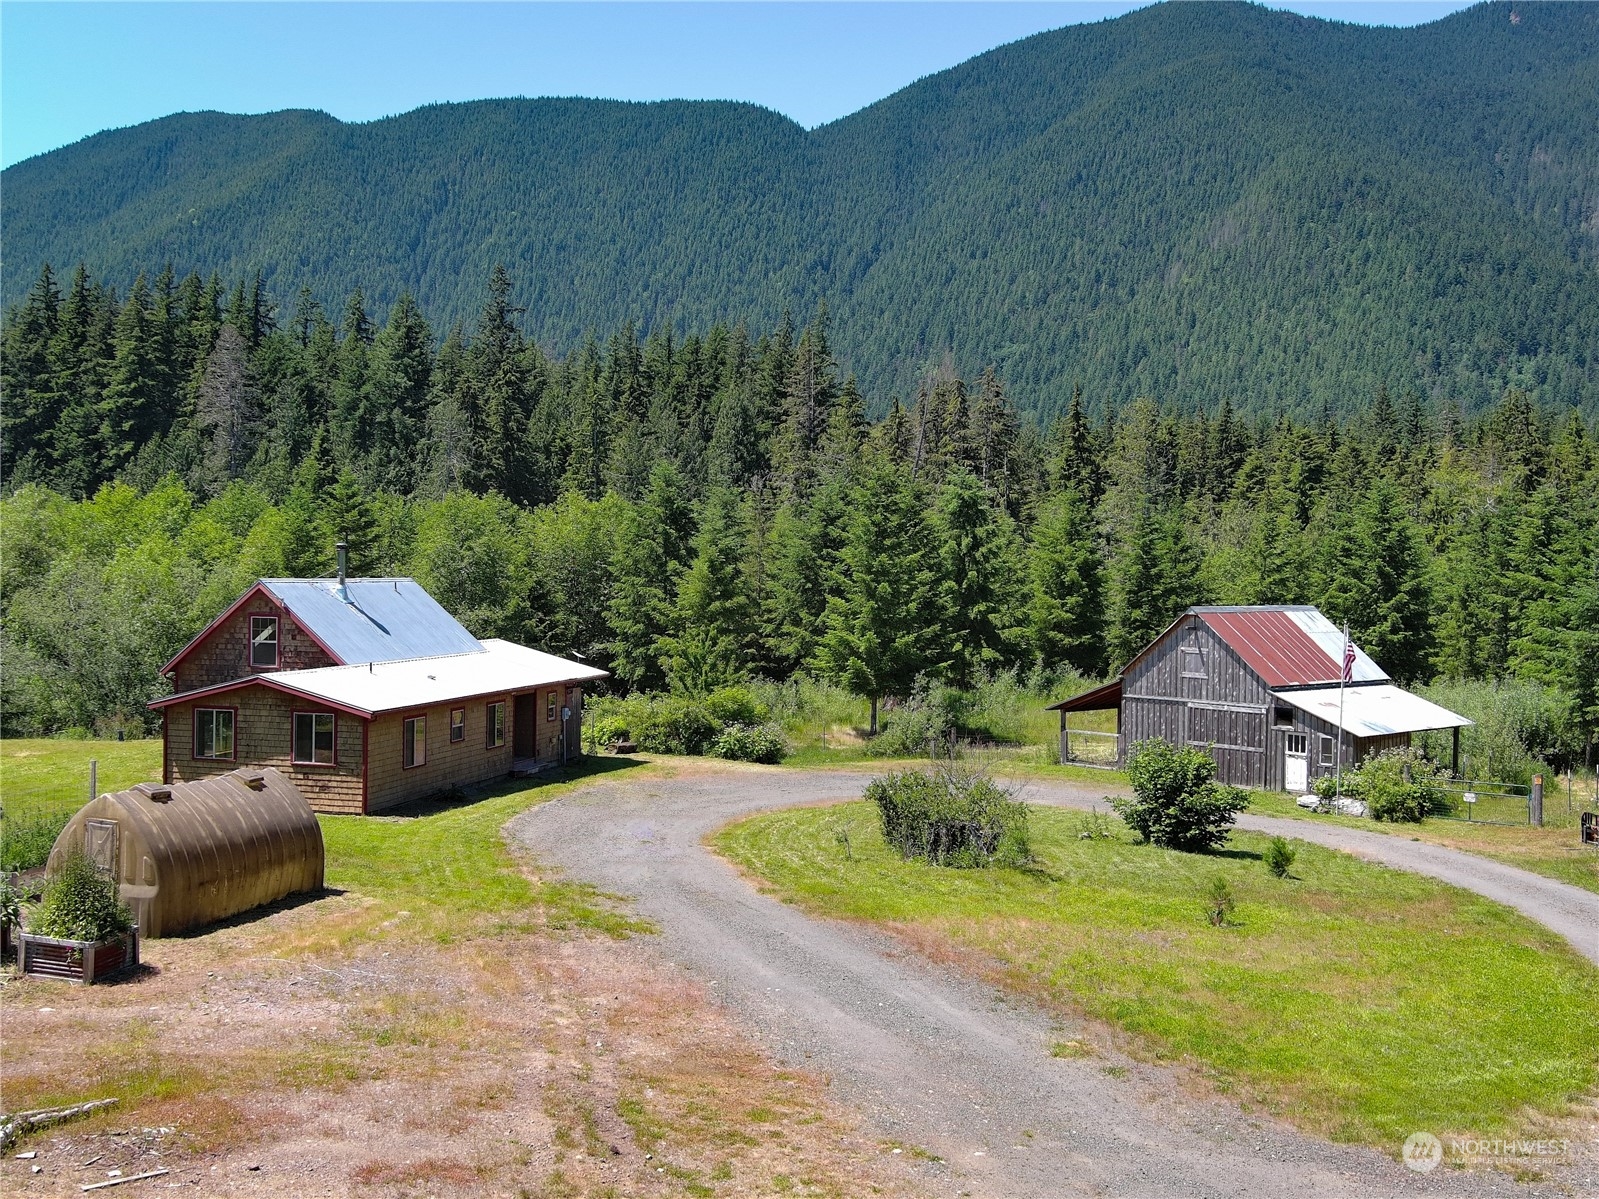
[1196,610,1342,688]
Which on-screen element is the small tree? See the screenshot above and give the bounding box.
[30,851,134,942]
[1263,836,1296,878]
[1113,739,1249,853]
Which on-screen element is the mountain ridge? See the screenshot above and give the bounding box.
[4,0,1596,419]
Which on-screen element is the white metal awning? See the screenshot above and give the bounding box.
[1274,684,1472,738]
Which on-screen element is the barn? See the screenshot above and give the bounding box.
[1048,606,1471,791]
[148,563,606,814]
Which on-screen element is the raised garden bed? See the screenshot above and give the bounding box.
[17,927,139,984]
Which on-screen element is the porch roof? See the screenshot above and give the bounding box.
[1273,684,1472,738]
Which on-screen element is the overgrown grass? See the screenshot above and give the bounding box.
[715,802,1599,1149]
[1,737,164,870]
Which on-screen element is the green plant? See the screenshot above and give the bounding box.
[866,763,1029,868]
[708,723,788,765]
[865,699,957,758]
[1263,836,1296,878]
[632,697,722,756]
[703,686,766,728]
[0,873,23,930]
[1328,747,1450,823]
[1114,739,1250,853]
[30,850,134,942]
[1203,875,1236,926]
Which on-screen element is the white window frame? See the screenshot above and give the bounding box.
[403,714,427,769]
[1319,734,1335,767]
[1286,732,1309,756]
[486,701,506,749]
[292,711,336,766]
[249,615,279,668]
[194,707,236,760]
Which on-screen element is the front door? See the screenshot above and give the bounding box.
[1284,733,1309,793]
[513,694,537,758]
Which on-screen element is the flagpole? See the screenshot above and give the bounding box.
[1336,621,1349,800]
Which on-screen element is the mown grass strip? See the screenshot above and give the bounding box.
[714,801,1599,1149]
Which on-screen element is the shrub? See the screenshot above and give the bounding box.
[1263,836,1296,878]
[709,723,788,764]
[1,810,72,872]
[1357,747,1450,823]
[867,764,1029,868]
[0,874,23,930]
[30,850,134,942]
[633,696,722,756]
[1113,738,1250,853]
[1203,876,1236,926]
[704,686,766,728]
[866,699,957,758]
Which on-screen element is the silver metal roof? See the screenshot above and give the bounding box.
[1275,684,1472,738]
[261,578,484,664]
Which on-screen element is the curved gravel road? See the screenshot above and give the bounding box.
[507,764,1596,1199]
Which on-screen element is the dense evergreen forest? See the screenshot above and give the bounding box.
[5,1,1596,420]
[2,264,1595,767]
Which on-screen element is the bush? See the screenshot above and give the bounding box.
[1356,747,1450,823]
[709,723,788,764]
[1,810,72,872]
[866,699,957,758]
[1263,836,1296,878]
[633,696,722,756]
[1113,738,1250,853]
[703,686,766,728]
[30,850,134,942]
[867,764,1029,868]
[1203,876,1237,926]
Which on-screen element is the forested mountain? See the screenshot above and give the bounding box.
[4,0,1596,420]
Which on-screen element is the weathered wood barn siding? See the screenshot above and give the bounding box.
[164,686,366,814]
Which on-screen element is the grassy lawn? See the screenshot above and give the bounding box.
[1,737,165,870]
[715,801,1599,1151]
[1247,789,1599,896]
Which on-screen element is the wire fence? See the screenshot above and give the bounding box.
[1,762,105,872]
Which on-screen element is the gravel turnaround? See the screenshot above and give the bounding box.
[507,764,1594,1199]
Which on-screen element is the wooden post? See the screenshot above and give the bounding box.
[89,758,98,801]
[1450,727,1460,777]
[1530,775,1543,827]
[1059,710,1069,765]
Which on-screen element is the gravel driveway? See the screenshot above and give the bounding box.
[507,763,1595,1199]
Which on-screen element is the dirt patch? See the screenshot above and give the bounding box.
[1,875,923,1198]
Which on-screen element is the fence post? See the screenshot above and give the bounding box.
[89,759,98,802]
[1530,775,1543,827]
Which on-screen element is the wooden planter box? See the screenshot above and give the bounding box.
[18,928,139,984]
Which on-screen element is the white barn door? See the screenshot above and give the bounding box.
[1283,733,1309,792]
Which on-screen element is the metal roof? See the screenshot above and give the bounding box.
[1045,680,1122,712]
[151,639,608,718]
[261,578,485,664]
[1192,606,1387,688]
[1274,684,1472,738]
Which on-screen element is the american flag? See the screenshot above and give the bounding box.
[1341,628,1356,684]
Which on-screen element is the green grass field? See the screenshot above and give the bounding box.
[1,738,165,871]
[714,801,1599,1149]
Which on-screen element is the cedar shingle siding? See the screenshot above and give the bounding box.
[365,698,516,813]
[174,597,336,692]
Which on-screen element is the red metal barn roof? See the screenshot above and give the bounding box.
[1193,607,1385,689]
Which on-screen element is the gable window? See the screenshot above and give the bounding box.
[292,711,336,765]
[1320,734,1336,767]
[1273,706,1296,728]
[547,689,558,722]
[403,715,427,769]
[486,701,506,749]
[194,708,235,760]
[450,708,466,744]
[249,616,279,668]
[1180,647,1206,679]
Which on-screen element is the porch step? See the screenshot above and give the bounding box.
[511,758,551,778]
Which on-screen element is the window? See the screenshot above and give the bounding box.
[194,708,235,759]
[403,715,427,769]
[1273,706,1295,728]
[1320,735,1335,767]
[249,616,279,668]
[292,711,336,765]
[547,689,558,722]
[1286,733,1309,756]
[486,701,506,749]
[1180,647,1206,679]
[450,708,466,743]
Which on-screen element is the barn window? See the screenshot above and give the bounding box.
[250,616,279,668]
[486,701,506,749]
[1286,733,1308,756]
[1273,707,1295,728]
[403,715,427,769]
[547,690,558,722]
[449,708,466,743]
[1320,734,1335,767]
[292,711,336,765]
[194,708,235,760]
[1180,647,1206,678]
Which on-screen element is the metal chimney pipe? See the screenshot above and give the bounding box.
[336,541,350,602]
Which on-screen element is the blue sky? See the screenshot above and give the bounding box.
[2,1,1473,169]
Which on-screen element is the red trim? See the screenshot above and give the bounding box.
[360,719,370,814]
[161,581,347,676]
[401,712,428,769]
[449,707,466,743]
[162,711,171,784]
[290,709,339,767]
[150,676,372,720]
[192,705,239,762]
[248,614,281,671]
[486,699,506,749]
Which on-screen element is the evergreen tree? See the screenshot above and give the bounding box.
[1027,489,1106,676]
[933,468,1021,686]
[606,462,696,691]
[366,292,434,492]
[659,487,754,694]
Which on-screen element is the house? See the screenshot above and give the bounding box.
[1048,606,1471,792]
[148,562,606,814]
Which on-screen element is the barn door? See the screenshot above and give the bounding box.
[1284,733,1309,793]
[84,819,119,876]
